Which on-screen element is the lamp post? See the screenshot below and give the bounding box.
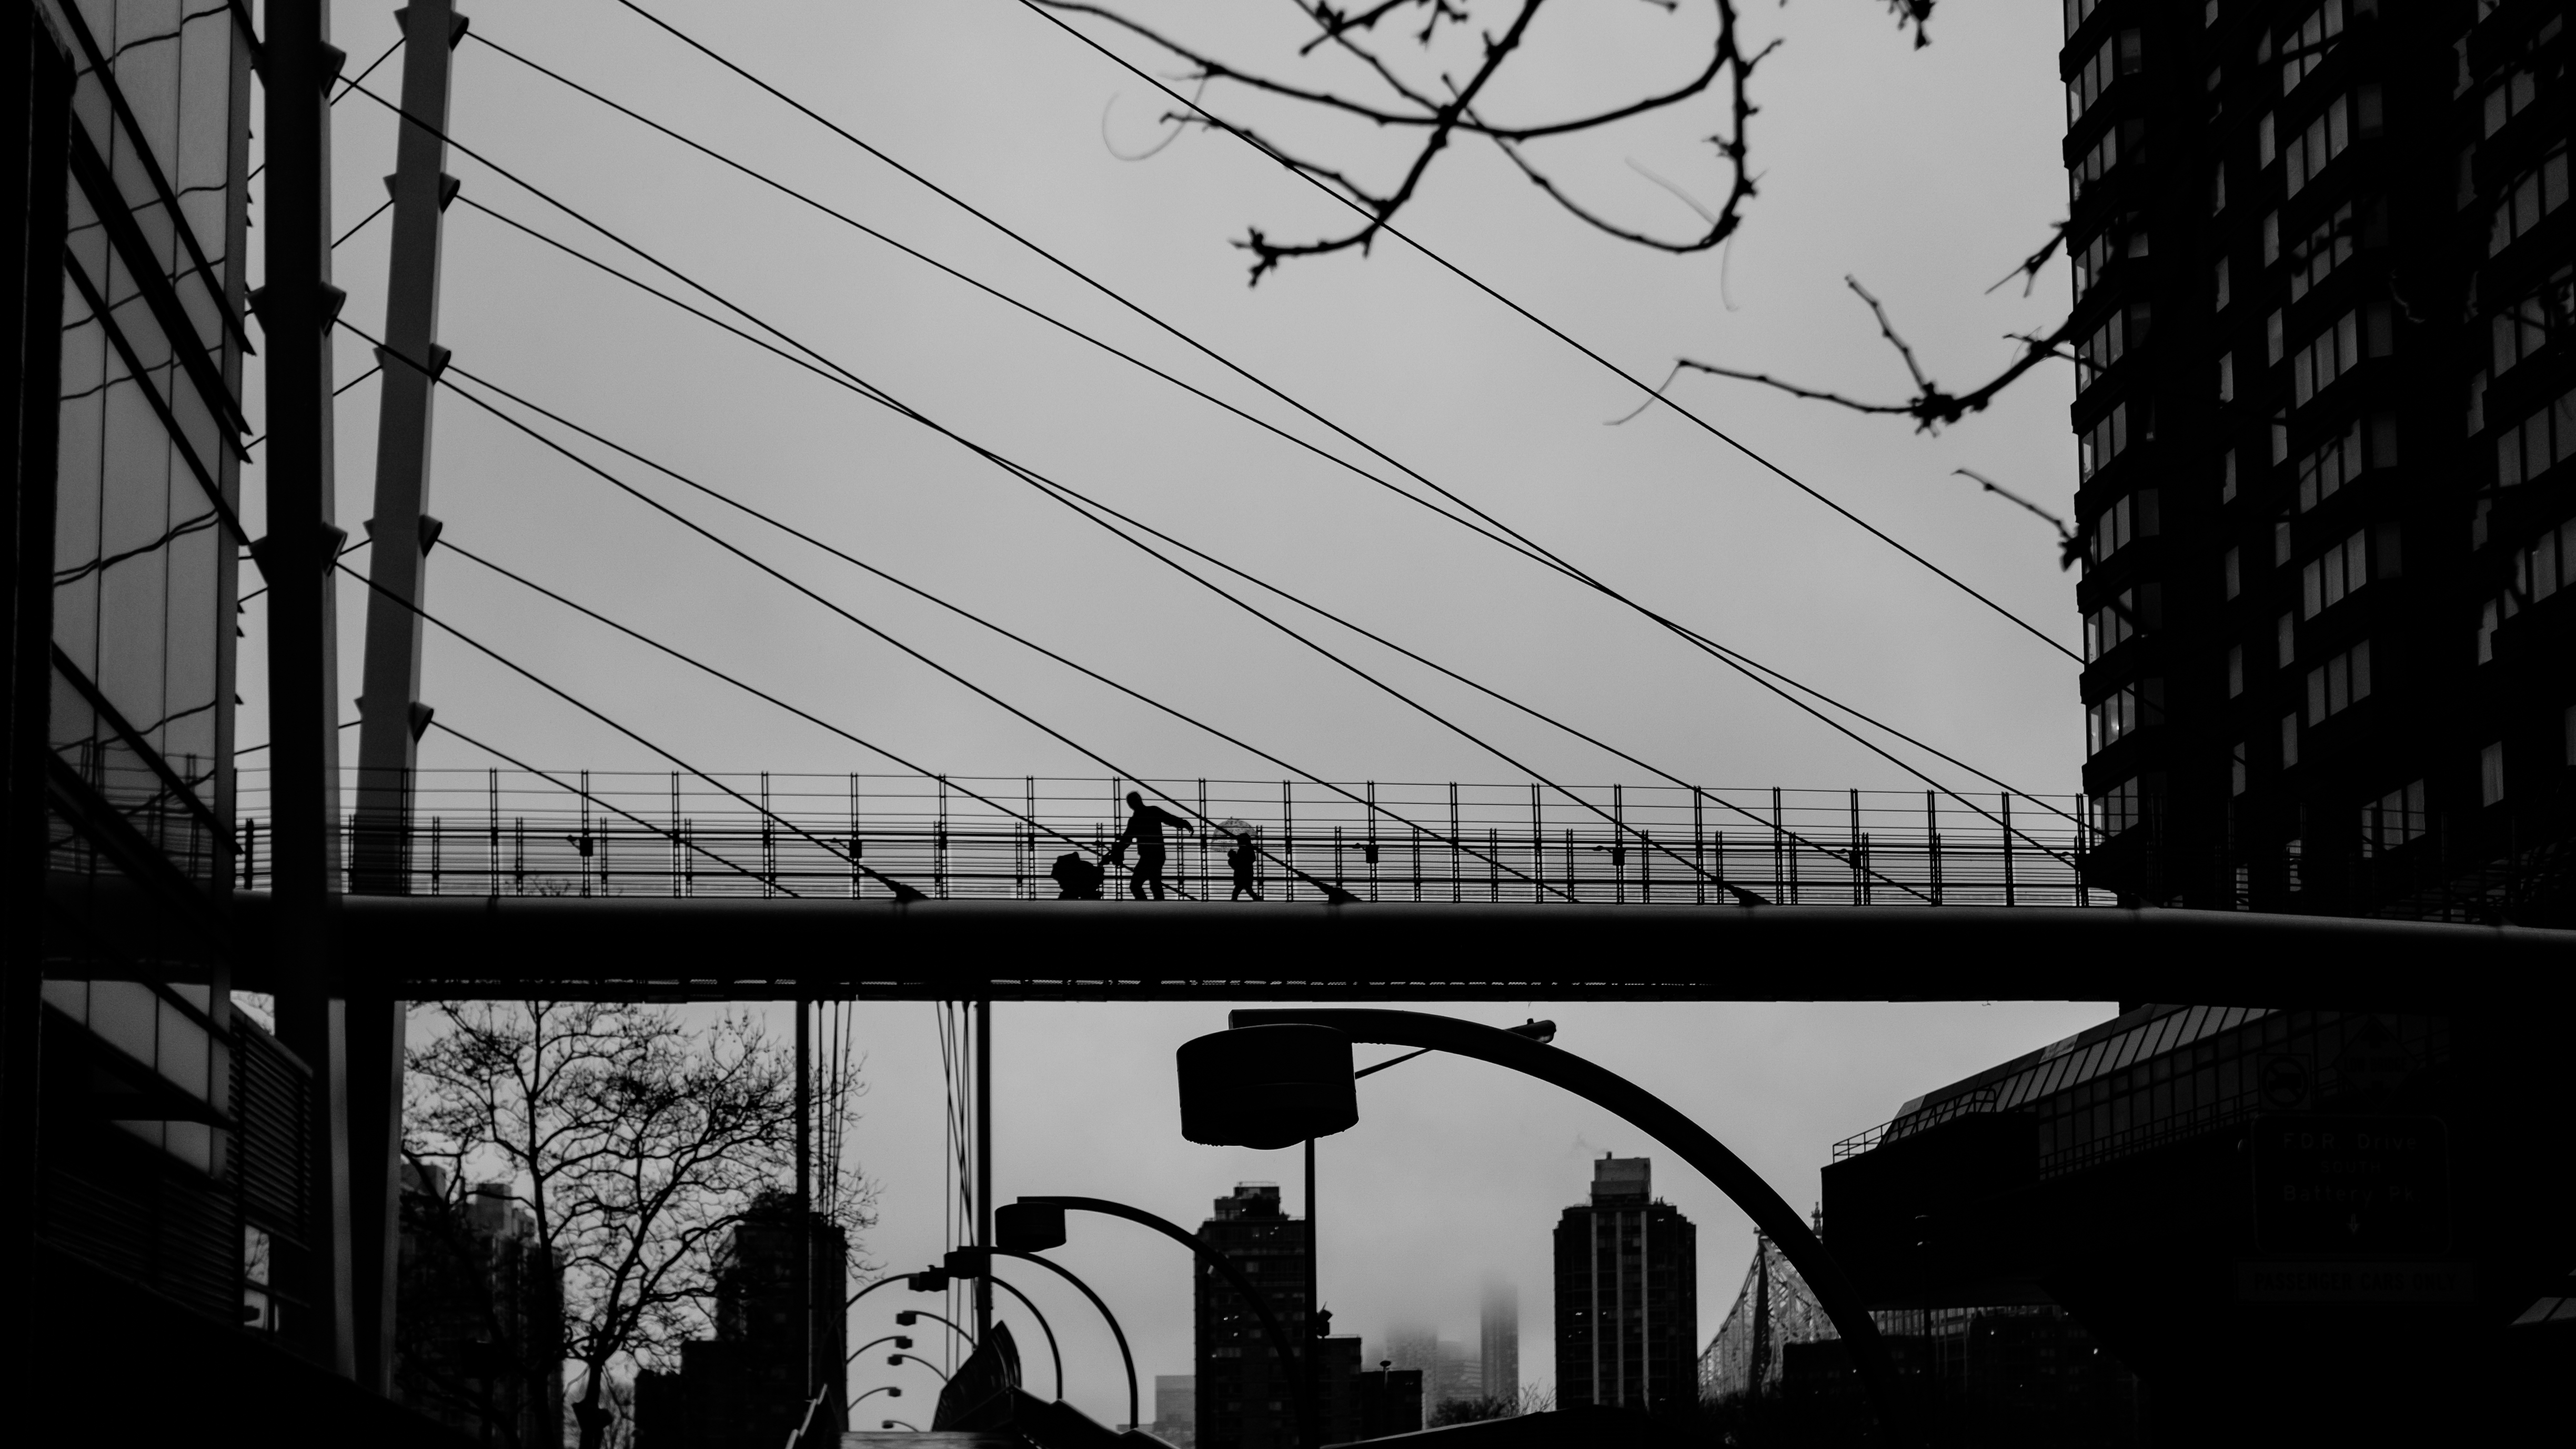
[1193,1009,1914,1444]
[850,1386,900,1408]
[949,1241,1139,1430]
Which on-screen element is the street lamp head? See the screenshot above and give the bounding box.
[894,1336,912,1350]
[905,1269,949,1293]
[895,1311,917,1326]
[888,1387,900,1397]
[997,1200,1066,1253]
[1176,1023,1358,1150]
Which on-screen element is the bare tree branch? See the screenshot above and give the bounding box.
[1641,272,2081,432]
[1039,1,1936,281]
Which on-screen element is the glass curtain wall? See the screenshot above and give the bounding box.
[30,0,287,1335]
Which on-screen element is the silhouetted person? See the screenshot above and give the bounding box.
[1109,791,1190,900]
[1049,851,1105,900]
[1227,832,1263,901]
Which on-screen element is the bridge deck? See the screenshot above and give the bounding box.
[232,895,2576,1006]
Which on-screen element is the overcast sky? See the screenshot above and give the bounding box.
[238,0,2111,1423]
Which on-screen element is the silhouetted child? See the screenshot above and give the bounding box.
[1227,832,1262,900]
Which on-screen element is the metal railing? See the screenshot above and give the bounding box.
[229,769,2101,906]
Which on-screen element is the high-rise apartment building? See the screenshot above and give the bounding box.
[1153,1374,1198,1448]
[2067,0,2574,918]
[1552,1156,1697,1413]
[1194,1182,1312,1449]
[1480,1275,1521,1407]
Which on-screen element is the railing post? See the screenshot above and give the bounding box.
[1926,790,1942,906]
[1282,780,1295,902]
[1694,789,1706,905]
[1448,782,1461,902]
[1530,784,1543,903]
[2001,793,2015,907]
[1364,781,1378,901]
[1612,783,1626,905]
[1771,787,1786,902]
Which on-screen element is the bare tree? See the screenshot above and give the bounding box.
[1046,0,1934,283]
[405,1002,869,1449]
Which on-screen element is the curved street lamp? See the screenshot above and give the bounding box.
[895,1307,975,1348]
[1004,1199,1309,1448]
[879,1421,920,1432]
[850,1385,901,1407]
[1209,1010,1913,1442]
[948,1242,1142,1433]
[982,1272,1066,1403]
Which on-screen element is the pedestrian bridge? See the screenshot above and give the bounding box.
[238,768,2100,908]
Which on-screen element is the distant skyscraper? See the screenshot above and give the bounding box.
[1480,1275,1520,1406]
[1553,1156,1696,1413]
[1195,1183,1311,1449]
[1154,1375,1198,1448]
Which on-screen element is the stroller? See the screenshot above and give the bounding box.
[1049,852,1106,900]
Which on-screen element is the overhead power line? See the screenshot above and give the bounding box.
[471,21,2082,842]
[616,0,2085,666]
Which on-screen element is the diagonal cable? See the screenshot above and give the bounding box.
[406,43,2085,844]
[995,0,2086,664]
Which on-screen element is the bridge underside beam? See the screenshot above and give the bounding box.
[228,895,2572,1005]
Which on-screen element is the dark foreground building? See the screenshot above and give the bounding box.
[1552,1156,1696,1413]
[637,1191,849,1449]
[1194,1182,1311,1449]
[2067,0,2574,919]
[1822,1001,2565,1443]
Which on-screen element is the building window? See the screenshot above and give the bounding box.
[2494,385,2576,486]
[2489,142,2570,257]
[2489,265,2572,376]
[2258,112,2278,167]
[2223,449,2240,502]
[2281,713,2300,768]
[2267,309,2285,364]
[2300,529,2370,617]
[2231,742,2249,796]
[2484,63,2543,137]
[2362,780,2427,854]
[2225,547,2242,599]
[2297,412,2398,512]
[2280,1,2356,95]
[2087,679,2162,756]
[2303,639,2373,724]
[2285,93,2354,197]
[2480,741,2506,806]
[2262,210,2281,265]
[2228,643,2246,696]
[2090,777,2144,837]
[2275,520,2293,566]
[2288,200,2362,302]
[2218,353,2236,402]
[2067,28,2145,125]
[2085,590,2140,661]
[2077,303,2150,390]
[2479,598,2503,662]
[2089,489,2158,564]
[2292,305,2392,406]
[2215,256,2232,309]
[2078,402,2131,480]
[2277,611,2296,667]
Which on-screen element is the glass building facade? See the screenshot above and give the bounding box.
[16,0,310,1345]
